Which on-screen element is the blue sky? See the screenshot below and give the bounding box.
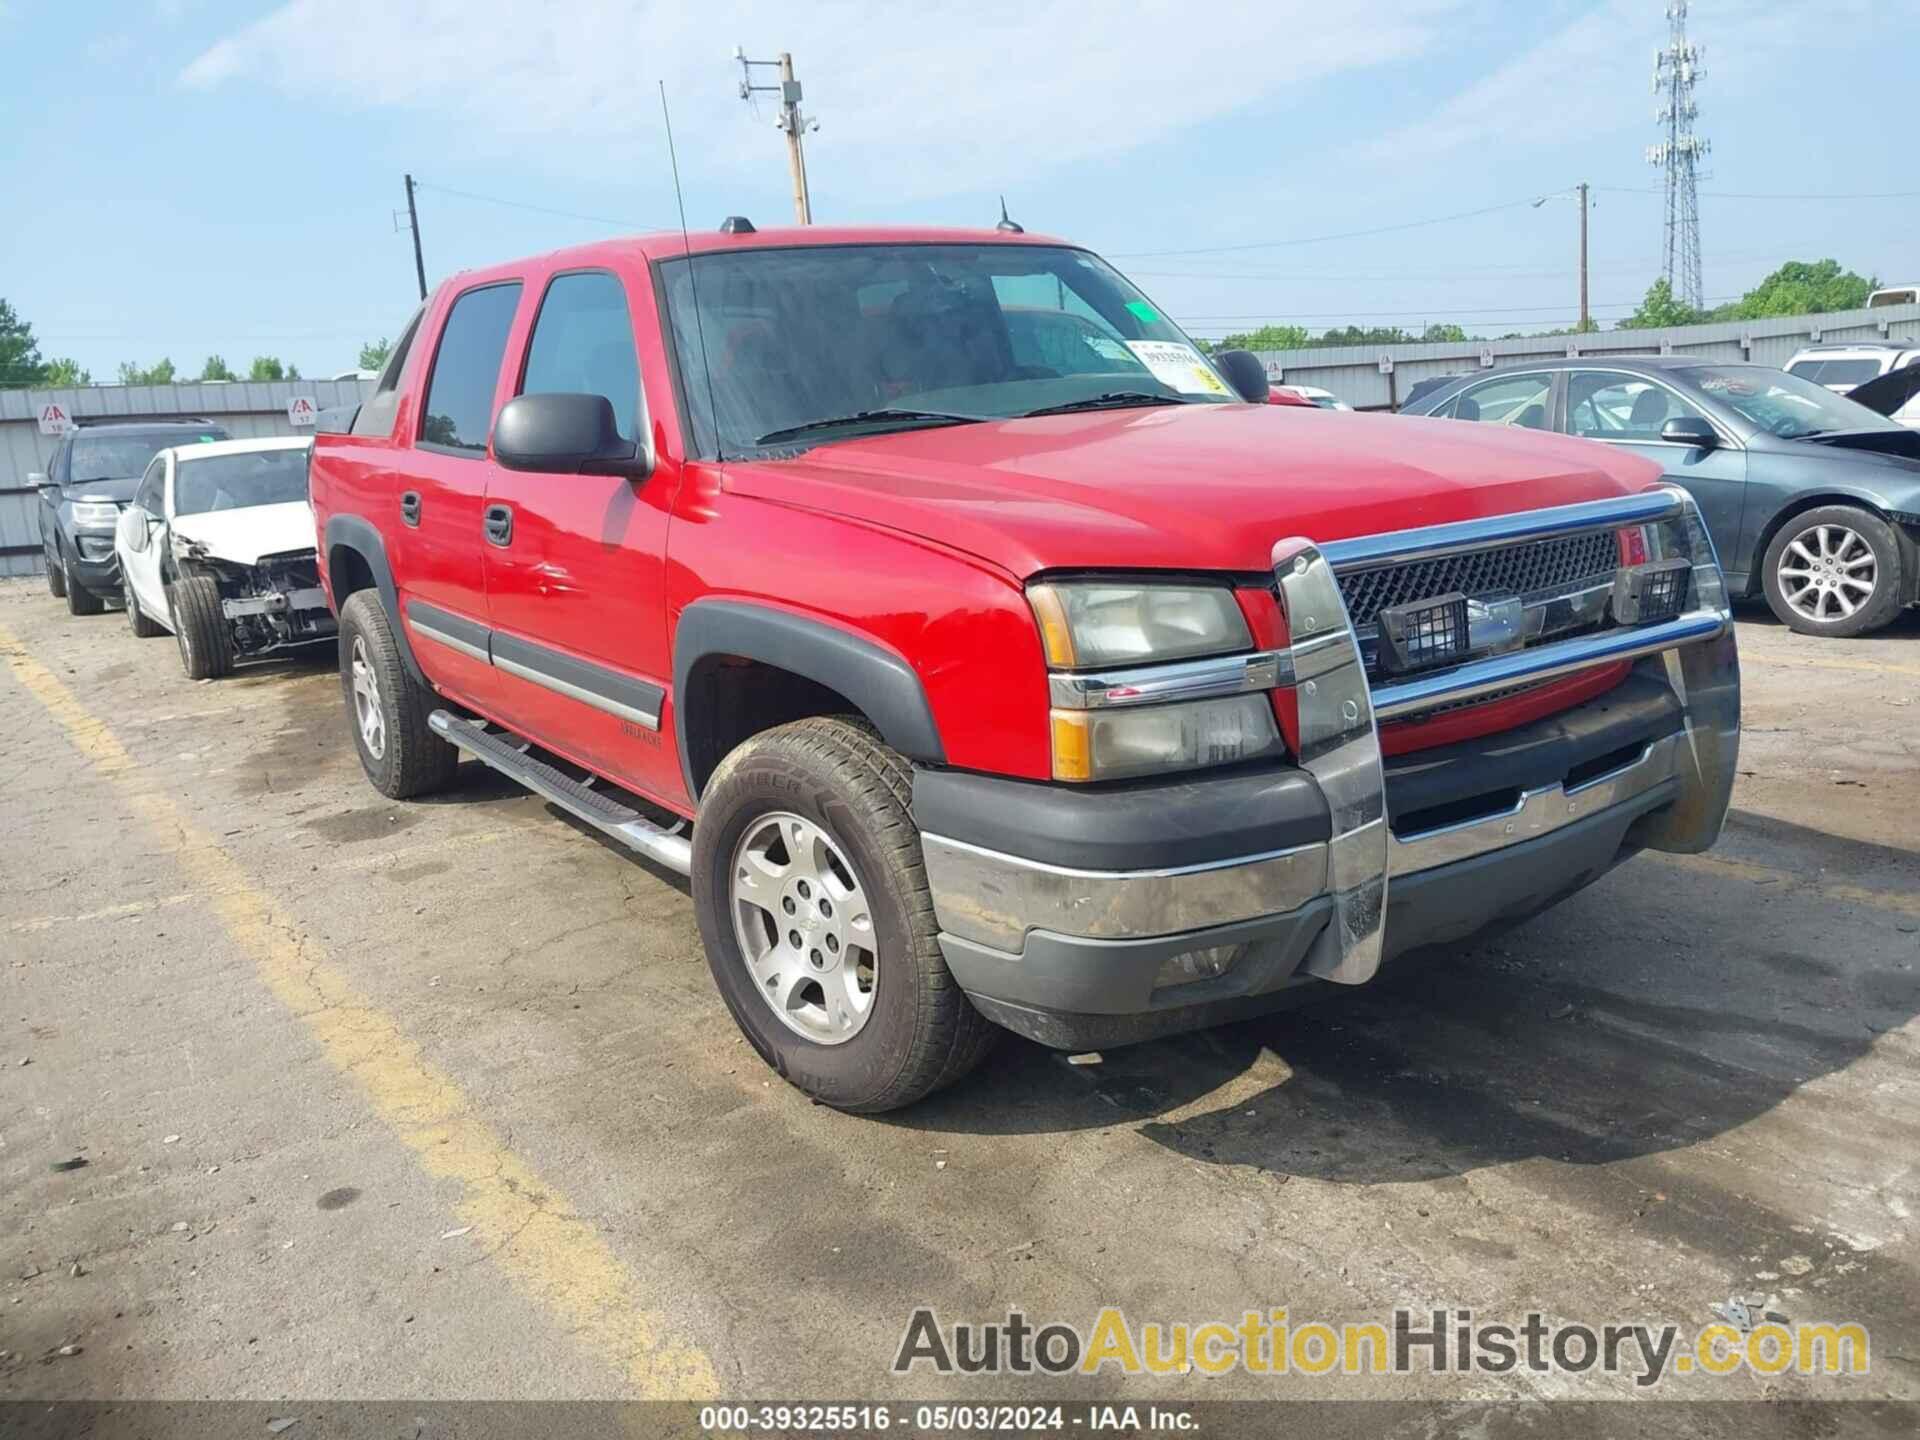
[1,0,1915,383]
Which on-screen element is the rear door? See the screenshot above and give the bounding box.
[1562,369,1749,565]
[396,279,525,711]
[478,264,683,805]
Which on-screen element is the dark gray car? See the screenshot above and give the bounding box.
[31,420,230,616]
[1402,356,1920,637]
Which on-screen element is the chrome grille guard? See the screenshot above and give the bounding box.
[1271,485,1741,987]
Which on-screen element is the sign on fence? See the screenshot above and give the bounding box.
[37,402,73,436]
[286,397,318,427]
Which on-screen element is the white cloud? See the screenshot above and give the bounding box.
[178,0,1468,197]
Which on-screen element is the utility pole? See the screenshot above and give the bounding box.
[1578,181,1590,332]
[403,174,427,301]
[736,48,817,224]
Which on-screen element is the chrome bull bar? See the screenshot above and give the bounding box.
[1272,484,1740,987]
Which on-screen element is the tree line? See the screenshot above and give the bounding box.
[1204,258,1879,352]
[0,299,393,389]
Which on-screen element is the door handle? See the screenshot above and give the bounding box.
[400,491,422,527]
[484,503,514,547]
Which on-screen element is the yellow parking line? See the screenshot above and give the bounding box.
[0,624,717,1400]
[1653,850,1920,920]
[1739,652,1920,680]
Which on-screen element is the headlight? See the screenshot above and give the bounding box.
[1049,693,1282,782]
[1027,582,1251,667]
[71,501,120,527]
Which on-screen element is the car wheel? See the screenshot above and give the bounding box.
[1761,505,1904,638]
[169,575,232,679]
[124,575,164,639]
[46,546,66,598]
[691,716,997,1113]
[63,551,105,616]
[336,589,459,799]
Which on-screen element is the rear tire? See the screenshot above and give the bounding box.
[1761,504,1904,638]
[124,575,164,639]
[691,717,997,1113]
[337,589,459,799]
[169,575,232,679]
[46,548,66,598]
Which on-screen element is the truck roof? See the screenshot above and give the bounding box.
[441,224,1068,285]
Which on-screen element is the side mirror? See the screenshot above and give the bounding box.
[1212,349,1270,404]
[1661,416,1718,449]
[493,393,652,478]
[119,509,150,554]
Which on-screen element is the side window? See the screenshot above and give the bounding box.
[1566,373,1697,440]
[418,283,524,455]
[50,440,70,487]
[1452,373,1553,429]
[134,457,167,516]
[518,272,641,441]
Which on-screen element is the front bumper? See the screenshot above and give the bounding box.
[64,530,122,595]
[918,488,1740,1048]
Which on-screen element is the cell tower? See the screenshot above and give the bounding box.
[1647,1,1709,309]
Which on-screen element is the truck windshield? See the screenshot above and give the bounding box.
[661,244,1234,456]
[174,449,310,516]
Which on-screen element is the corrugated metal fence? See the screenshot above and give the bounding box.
[1255,301,1920,411]
[0,379,375,577]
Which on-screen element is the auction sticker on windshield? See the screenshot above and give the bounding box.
[1126,341,1232,397]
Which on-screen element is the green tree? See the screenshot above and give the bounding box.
[199,355,238,382]
[1215,323,1310,352]
[41,357,92,386]
[1420,323,1470,343]
[1618,278,1702,331]
[0,297,48,387]
[118,358,179,385]
[1733,259,1876,318]
[247,355,301,381]
[358,337,392,371]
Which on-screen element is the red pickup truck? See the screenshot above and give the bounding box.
[309,221,1740,1112]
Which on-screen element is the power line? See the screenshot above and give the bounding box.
[1599,185,1920,200]
[1104,197,1543,260]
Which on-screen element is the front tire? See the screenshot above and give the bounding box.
[63,549,105,616]
[691,717,996,1113]
[124,575,164,638]
[337,589,458,799]
[169,575,232,679]
[46,548,66,598]
[1761,505,1904,638]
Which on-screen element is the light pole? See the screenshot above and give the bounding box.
[1534,183,1591,331]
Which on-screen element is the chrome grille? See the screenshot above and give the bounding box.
[1336,530,1621,629]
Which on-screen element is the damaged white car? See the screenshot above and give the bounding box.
[114,436,336,679]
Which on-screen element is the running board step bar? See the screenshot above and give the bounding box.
[428,710,692,875]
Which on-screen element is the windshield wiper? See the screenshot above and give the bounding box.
[1020,391,1185,418]
[755,409,985,446]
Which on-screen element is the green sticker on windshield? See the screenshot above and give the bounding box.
[1126,300,1160,325]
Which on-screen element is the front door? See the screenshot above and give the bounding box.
[478,265,682,808]
[395,279,525,712]
[1564,370,1749,572]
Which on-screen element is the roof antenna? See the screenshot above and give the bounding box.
[660,81,725,462]
[996,196,1024,234]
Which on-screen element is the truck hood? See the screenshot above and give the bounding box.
[170,501,318,567]
[723,404,1662,577]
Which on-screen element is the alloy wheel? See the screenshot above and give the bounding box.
[729,811,878,1045]
[1777,523,1877,623]
[350,635,386,760]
